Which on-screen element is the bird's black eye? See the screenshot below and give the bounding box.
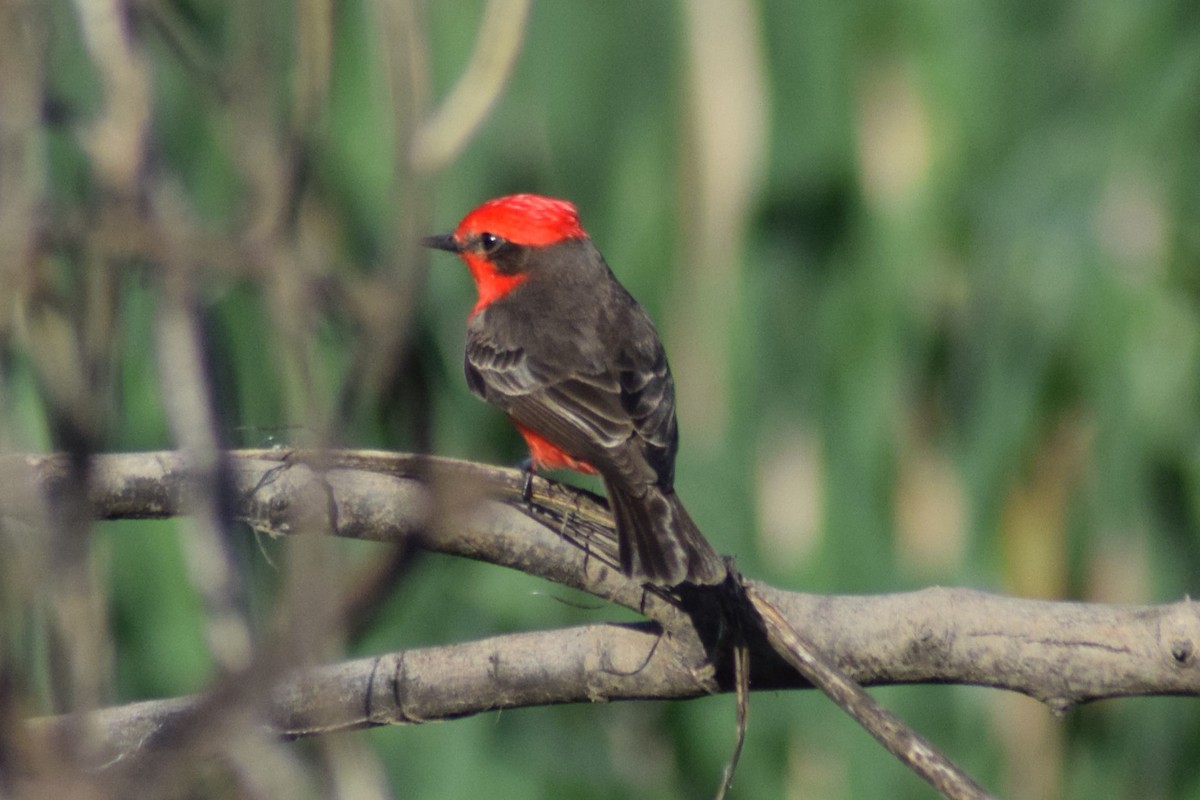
[479,232,504,254]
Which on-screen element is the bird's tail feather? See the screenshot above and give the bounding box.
[606,482,726,586]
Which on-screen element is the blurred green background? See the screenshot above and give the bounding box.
[3,0,1200,797]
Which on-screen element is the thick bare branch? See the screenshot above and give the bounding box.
[21,582,1199,792]
[1,449,685,622]
[7,448,1200,799]
[2,450,1200,714]
[28,623,710,759]
[4,449,1198,710]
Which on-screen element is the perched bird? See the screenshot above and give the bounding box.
[424,194,725,586]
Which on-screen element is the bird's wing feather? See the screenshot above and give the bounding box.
[464,330,537,398]
[465,322,675,488]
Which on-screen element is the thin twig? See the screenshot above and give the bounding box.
[714,640,750,800]
[746,585,995,800]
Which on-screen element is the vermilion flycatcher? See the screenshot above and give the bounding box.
[424,194,725,586]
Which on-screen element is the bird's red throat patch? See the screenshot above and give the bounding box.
[464,254,528,317]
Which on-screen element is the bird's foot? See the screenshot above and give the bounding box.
[517,457,535,503]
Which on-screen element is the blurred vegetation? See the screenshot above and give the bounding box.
[2,0,1199,797]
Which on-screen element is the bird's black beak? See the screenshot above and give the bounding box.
[422,233,462,253]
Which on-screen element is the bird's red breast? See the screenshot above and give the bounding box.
[512,421,598,475]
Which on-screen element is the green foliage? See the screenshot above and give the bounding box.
[4,0,1200,797]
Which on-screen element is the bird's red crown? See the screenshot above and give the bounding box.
[454,194,587,246]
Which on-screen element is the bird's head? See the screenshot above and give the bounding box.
[423,194,588,315]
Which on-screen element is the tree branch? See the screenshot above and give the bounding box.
[29,623,705,756]
[6,449,1199,705]
[6,450,1200,797]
